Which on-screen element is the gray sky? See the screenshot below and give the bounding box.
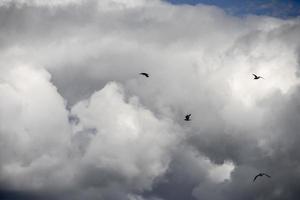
[0,0,300,200]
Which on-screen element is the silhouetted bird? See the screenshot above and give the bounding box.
[185,114,191,121]
[253,173,271,182]
[140,73,149,78]
[252,74,264,80]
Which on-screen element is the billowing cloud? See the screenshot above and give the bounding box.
[0,66,72,190]
[0,0,300,200]
[0,66,179,199]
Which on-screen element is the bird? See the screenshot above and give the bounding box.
[252,74,264,80]
[184,114,191,121]
[253,173,271,182]
[140,72,149,78]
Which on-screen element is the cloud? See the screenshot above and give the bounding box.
[0,66,178,200]
[0,0,300,200]
[71,82,178,191]
[0,66,72,191]
[0,0,84,7]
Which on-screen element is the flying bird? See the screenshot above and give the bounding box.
[185,114,191,121]
[253,173,271,182]
[140,72,149,78]
[252,74,264,80]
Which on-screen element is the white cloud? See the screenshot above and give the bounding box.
[71,82,178,191]
[0,66,178,196]
[97,0,160,10]
[0,0,300,199]
[0,66,72,190]
[208,161,235,183]
[0,0,160,9]
[0,0,85,7]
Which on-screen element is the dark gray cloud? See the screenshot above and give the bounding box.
[0,0,300,200]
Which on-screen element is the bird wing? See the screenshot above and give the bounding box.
[253,175,259,182]
[263,173,271,178]
[252,74,258,78]
[140,73,148,77]
[185,114,191,120]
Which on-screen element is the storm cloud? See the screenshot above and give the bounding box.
[1,0,300,199]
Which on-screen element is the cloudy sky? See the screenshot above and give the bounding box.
[0,0,300,199]
[169,0,300,17]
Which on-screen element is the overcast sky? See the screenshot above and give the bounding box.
[0,0,300,200]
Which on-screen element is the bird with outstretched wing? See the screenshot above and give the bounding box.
[140,72,149,78]
[185,114,191,121]
[252,74,264,80]
[253,173,271,182]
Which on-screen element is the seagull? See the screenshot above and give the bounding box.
[253,173,271,182]
[184,114,191,121]
[252,74,264,80]
[140,73,149,78]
